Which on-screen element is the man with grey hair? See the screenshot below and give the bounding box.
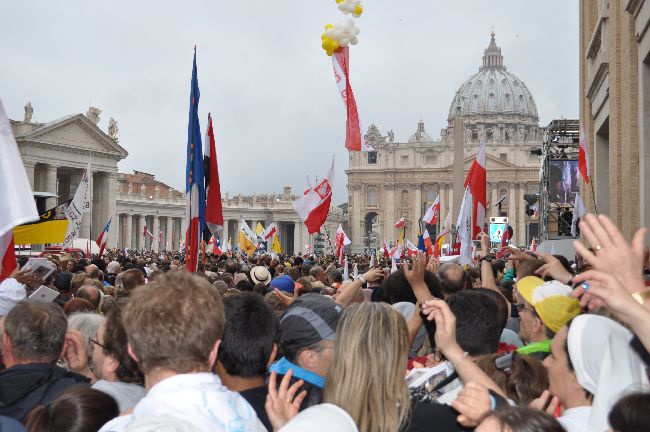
[77,285,101,311]
[308,266,326,283]
[0,301,90,420]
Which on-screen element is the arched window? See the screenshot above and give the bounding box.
[425,188,436,203]
[401,190,409,205]
[500,189,509,209]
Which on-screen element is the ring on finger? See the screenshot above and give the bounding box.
[594,245,603,251]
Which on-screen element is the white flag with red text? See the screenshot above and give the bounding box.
[335,224,351,265]
[293,156,334,234]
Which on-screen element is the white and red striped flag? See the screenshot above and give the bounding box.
[578,128,591,184]
[293,156,334,234]
[394,217,405,229]
[335,224,351,265]
[423,195,440,226]
[143,222,154,239]
[0,99,39,282]
[383,241,390,258]
[332,47,372,152]
[96,218,112,256]
[464,141,487,239]
[405,240,419,257]
[262,222,277,241]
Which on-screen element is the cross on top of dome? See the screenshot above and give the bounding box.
[481,31,504,70]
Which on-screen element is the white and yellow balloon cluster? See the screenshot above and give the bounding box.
[321,19,360,56]
[336,0,363,18]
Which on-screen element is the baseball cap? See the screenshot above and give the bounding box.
[280,293,343,351]
[250,266,271,286]
[516,277,580,333]
[515,276,544,305]
[270,275,295,294]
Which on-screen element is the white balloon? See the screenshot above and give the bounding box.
[347,18,355,26]
[350,35,359,45]
[340,37,350,46]
[353,26,360,35]
[325,28,335,38]
[338,3,346,11]
[333,30,343,41]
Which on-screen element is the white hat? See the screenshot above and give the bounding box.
[250,266,271,286]
[0,278,26,316]
[279,403,358,432]
[568,314,650,432]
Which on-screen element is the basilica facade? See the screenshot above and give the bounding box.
[11,107,344,254]
[346,33,543,250]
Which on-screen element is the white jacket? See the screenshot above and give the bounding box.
[99,373,265,432]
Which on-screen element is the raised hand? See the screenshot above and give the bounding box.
[265,370,307,431]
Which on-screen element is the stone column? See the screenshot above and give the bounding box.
[137,215,145,251]
[351,184,362,248]
[384,184,395,242]
[125,214,133,249]
[222,218,229,245]
[106,173,118,248]
[23,162,35,191]
[508,183,517,231]
[491,184,498,218]
[45,164,58,209]
[517,186,526,246]
[153,216,160,252]
[166,217,173,251]
[293,220,303,255]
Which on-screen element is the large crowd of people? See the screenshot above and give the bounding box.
[0,213,649,431]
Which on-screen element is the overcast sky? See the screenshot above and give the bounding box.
[1,1,578,205]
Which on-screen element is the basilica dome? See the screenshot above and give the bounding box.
[448,33,538,122]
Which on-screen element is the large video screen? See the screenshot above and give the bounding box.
[548,160,579,204]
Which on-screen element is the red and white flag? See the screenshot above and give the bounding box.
[423,230,433,255]
[405,240,418,257]
[96,218,112,256]
[332,47,371,152]
[423,195,440,226]
[204,113,224,236]
[389,244,402,260]
[394,217,405,229]
[464,141,487,239]
[262,222,277,241]
[293,156,334,234]
[578,128,590,184]
[335,224,351,265]
[0,99,39,282]
[383,241,390,258]
[143,222,154,240]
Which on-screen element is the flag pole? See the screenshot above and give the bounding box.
[589,181,598,215]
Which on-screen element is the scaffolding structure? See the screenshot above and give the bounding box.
[538,119,580,242]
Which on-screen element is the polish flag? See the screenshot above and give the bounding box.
[394,217,405,229]
[578,128,590,184]
[464,141,487,239]
[143,222,154,239]
[0,99,39,282]
[405,240,419,257]
[332,47,372,152]
[423,195,440,225]
[293,156,334,234]
[96,218,112,256]
[204,113,224,236]
[335,224,351,265]
[500,225,513,249]
[262,222,277,241]
[383,241,390,258]
[423,230,433,255]
[389,244,402,260]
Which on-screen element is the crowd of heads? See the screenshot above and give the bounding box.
[0,213,649,431]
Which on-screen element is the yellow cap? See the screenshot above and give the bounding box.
[515,276,545,305]
[535,295,581,333]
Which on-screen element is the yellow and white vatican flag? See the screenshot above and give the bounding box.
[0,99,39,281]
[62,161,91,247]
[238,219,258,257]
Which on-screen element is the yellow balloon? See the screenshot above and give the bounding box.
[331,40,340,51]
[325,23,334,29]
[354,5,363,15]
[335,0,344,3]
[321,33,327,40]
